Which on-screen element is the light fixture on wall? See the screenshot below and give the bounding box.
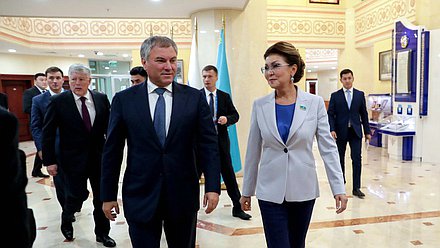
[8,48,16,53]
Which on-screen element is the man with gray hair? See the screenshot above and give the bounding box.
[101,36,221,247]
[43,64,114,246]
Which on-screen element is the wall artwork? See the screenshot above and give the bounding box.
[379,50,392,81]
[309,0,339,4]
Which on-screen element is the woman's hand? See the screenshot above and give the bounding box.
[334,194,348,214]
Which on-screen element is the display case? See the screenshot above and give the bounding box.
[378,115,415,136]
[368,94,392,147]
[367,94,392,122]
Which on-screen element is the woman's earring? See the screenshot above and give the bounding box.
[290,75,295,83]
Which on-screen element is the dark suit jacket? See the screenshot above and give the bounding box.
[23,86,42,114]
[0,92,8,109]
[200,89,239,153]
[42,90,110,173]
[1,107,36,247]
[31,91,52,152]
[327,88,371,140]
[101,82,221,223]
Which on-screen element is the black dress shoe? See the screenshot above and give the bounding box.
[32,171,50,178]
[232,209,252,220]
[61,220,73,241]
[96,235,116,247]
[352,189,365,198]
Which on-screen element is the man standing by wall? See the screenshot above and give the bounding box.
[23,72,48,178]
[327,69,371,199]
[0,92,8,109]
[201,65,251,220]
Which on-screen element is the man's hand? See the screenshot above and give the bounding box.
[217,116,228,125]
[365,134,372,142]
[203,192,219,214]
[334,194,348,214]
[102,201,119,221]
[46,164,58,176]
[331,131,337,140]
[240,196,251,211]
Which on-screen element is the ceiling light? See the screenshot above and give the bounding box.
[104,66,110,70]
[112,70,117,73]
[200,30,207,34]
[214,30,220,33]
[78,54,85,58]
[122,54,129,58]
[331,67,336,70]
[8,49,16,53]
[313,66,318,68]
[97,51,104,56]
[307,70,312,73]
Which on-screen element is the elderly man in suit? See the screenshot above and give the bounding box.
[200,64,251,220]
[23,72,49,178]
[42,64,114,246]
[328,68,371,199]
[101,36,221,248]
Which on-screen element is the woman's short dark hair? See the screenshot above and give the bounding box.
[264,41,305,83]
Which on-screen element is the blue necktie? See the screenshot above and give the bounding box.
[346,90,352,109]
[154,88,166,146]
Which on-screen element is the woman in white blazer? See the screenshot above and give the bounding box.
[240,41,348,248]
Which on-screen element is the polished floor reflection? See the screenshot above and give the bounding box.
[21,141,440,247]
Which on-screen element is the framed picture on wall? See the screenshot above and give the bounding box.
[309,0,339,4]
[176,59,184,84]
[379,50,392,81]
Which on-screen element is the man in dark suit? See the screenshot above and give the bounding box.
[42,64,115,246]
[129,65,148,86]
[200,65,251,220]
[101,36,221,248]
[0,92,8,109]
[23,72,49,178]
[31,66,69,214]
[2,107,36,247]
[328,68,371,199]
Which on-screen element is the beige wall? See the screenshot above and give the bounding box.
[216,0,268,170]
[0,53,88,75]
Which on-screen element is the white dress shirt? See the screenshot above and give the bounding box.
[147,80,173,136]
[72,90,96,126]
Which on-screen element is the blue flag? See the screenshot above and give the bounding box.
[216,29,242,173]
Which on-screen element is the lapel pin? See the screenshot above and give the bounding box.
[300,105,306,111]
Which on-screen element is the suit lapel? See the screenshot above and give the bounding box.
[135,83,158,144]
[66,91,86,128]
[261,92,284,144]
[286,88,310,143]
[166,82,188,145]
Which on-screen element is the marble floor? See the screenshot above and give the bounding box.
[20,140,440,248]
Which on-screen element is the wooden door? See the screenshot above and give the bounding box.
[3,81,32,141]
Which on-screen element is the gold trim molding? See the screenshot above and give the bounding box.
[0,16,192,49]
[354,0,416,47]
[267,5,346,48]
